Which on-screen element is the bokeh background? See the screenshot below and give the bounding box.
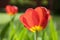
[0,0,60,40]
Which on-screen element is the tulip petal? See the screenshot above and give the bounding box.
[24,8,35,27]
[35,7,44,25]
[11,6,18,14]
[32,10,40,25]
[20,14,35,32]
[20,14,30,29]
[5,5,18,15]
[40,7,48,28]
[5,5,12,14]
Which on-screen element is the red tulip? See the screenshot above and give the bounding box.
[20,7,50,32]
[5,5,18,15]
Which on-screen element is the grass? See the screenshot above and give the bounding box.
[0,13,21,24]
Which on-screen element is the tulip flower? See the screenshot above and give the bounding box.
[20,7,50,32]
[5,5,18,15]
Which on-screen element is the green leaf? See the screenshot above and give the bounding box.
[8,15,16,40]
[27,32,34,40]
[44,31,49,40]
[0,22,10,40]
[48,18,58,40]
[41,29,49,40]
[18,28,27,40]
[8,21,16,40]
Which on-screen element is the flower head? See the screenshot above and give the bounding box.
[19,7,50,32]
[5,5,18,15]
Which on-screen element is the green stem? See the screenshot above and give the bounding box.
[42,31,45,40]
[34,31,39,40]
[9,15,16,40]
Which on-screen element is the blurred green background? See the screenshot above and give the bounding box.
[0,0,60,40]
